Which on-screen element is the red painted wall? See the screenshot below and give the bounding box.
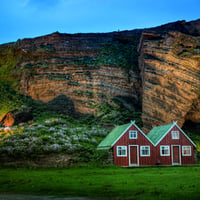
[155,126,194,165]
[113,124,155,167]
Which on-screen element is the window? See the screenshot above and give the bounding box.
[117,146,127,157]
[140,146,150,156]
[160,146,170,156]
[182,146,191,156]
[172,131,179,139]
[129,130,137,139]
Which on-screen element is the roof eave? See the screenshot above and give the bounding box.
[110,123,132,147]
[154,124,174,146]
[97,146,111,150]
[175,124,196,147]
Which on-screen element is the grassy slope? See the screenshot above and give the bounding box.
[0,166,200,199]
[0,33,199,163]
[0,44,23,117]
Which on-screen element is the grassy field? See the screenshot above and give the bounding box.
[0,166,200,200]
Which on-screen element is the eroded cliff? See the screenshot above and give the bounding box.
[0,31,142,119]
[139,20,200,132]
[0,19,200,131]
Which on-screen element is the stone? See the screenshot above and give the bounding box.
[0,107,33,127]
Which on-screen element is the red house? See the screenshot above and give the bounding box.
[147,121,196,166]
[97,121,155,167]
[98,121,196,167]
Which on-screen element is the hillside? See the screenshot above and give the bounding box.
[1,19,200,132]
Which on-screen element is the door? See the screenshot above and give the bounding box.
[129,145,139,166]
[172,145,181,165]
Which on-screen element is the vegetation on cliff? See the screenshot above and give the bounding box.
[0,19,200,165]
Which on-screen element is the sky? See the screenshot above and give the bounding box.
[0,0,199,44]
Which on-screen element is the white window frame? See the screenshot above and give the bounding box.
[129,130,137,139]
[117,146,127,157]
[171,131,179,139]
[140,146,150,157]
[182,146,191,156]
[160,145,170,156]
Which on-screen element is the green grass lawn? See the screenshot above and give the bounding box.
[0,166,200,200]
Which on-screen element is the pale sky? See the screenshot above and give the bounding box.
[0,0,199,44]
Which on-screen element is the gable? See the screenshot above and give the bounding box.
[147,124,172,146]
[98,121,154,150]
[147,122,196,147]
[97,123,131,150]
[171,124,196,147]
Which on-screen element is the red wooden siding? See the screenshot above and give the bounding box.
[113,124,155,167]
[155,126,194,165]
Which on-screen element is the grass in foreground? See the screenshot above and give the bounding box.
[0,166,200,200]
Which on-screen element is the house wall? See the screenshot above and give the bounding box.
[155,126,194,165]
[113,124,155,167]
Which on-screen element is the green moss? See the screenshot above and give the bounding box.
[0,83,27,117]
[96,40,139,70]
[0,44,20,84]
[96,101,142,126]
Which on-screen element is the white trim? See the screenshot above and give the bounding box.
[140,146,150,157]
[160,145,170,156]
[131,121,155,146]
[129,130,137,139]
[174,124,196,147]
[155,123,196,147]
[111,123,133,147]
[155,125,173,146]
[182,146,192,156]
[111,120,155,147]
[171,131,179,139]
[171,145,181,165]
[116,146,127,157]
[129,145,139,166]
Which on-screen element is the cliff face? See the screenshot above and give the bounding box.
[139,20,200,132]
[0,19,200,131]
[0,31,141,117]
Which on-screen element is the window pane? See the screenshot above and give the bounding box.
[141,146,150,156]
[160,146,170,156]
[172,131,179,139]
[129,130,137,139]
[117,146,127,156]
[182,146,191,156]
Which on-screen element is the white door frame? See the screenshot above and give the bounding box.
[129,145,139,166]
[171,145,181,165]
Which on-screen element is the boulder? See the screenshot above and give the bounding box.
[0,107,33,127]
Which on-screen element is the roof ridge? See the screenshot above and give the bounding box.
[147,123,173,145]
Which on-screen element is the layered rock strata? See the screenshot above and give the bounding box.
[139,30,200,132]
[14,31,142,114]
[0,19,200,131]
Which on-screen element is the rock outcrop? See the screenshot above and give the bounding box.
[138,20,200,132]
[0,19,200,131]
[15,31,142,115]
[0,107,33,126]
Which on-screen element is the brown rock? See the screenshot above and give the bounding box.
[0,19,200,131]
[0,107,33,127]
[139,30,200,132]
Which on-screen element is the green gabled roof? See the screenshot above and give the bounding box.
[147,123,173,145]
[97,123,131,150]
